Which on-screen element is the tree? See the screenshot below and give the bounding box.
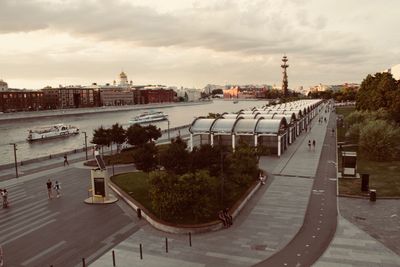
[92,126,110,154]
[110,123,126,153]
[145,125,162,142]
[126,124,149,147]
[160,136,190,174]
[190,144,220,176]
[359,120,400,161]
[133,142,158,172]
[149,170,216,221]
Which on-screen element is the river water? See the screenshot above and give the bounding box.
[0,100,263,165]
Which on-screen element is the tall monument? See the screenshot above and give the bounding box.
[281,55,289,97]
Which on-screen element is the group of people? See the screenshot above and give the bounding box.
[308,139,316,151]
[46,179,61,199]
[218,208,233,228]
[1,189,8,208]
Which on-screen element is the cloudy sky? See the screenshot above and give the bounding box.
[0,0,399,89]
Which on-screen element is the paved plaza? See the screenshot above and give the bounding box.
[1,103,399,266]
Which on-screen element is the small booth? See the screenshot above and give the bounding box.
[341,151,358,178]
[84,151,118,204]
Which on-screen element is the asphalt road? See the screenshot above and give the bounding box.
[254,111,338,267]
[0,166,140,267]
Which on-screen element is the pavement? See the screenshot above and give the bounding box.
[1,103,400,267]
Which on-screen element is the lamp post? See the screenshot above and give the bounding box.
[82,131,88,160]
[220,151,225,206]
[9,143,18,178]
[167,119,170,140]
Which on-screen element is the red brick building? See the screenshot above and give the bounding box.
[0,90,45,112]
[42,87,98,109]
[133,88,175,104]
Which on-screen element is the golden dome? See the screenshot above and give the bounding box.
[120,71,127,79]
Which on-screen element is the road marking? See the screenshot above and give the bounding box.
[320,208,324,211]
[305,244,310,247]
[21,240,66,266]
[2,219,56,246]
[297,253,301,257]
[329,178,337,181]
[317,228,320,231]
[320,214,323,217]
[312,235,316,238]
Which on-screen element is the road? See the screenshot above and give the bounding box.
[0,165,140,267]
[254,110,338,267]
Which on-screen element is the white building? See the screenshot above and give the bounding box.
[176,88,201,102]
[0,79,8,91]
[384,64,400,80]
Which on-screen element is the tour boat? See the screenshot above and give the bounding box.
[27,124,79,141]
[129,111,168,124]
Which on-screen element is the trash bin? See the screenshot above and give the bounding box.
[369,189,376,202]
[137,208,142,218]
[361,174,369,192]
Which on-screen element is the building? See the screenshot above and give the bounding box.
[223,86,271,99]
[384,64,400,80]
[0,90,44,112]
[99,85,133,106]
[42,86,97,109]
[0,79,8,91]
[176,88,201,102]
[133,86,175,104]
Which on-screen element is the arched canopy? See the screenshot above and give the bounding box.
[254,113,276,119]
[256,118,288,135]
[222,113,239,119]
[237,114,257,119]
[234,118,261,134]
[189,118,216,134]
[211,118,237,134]
[274,113,296,125]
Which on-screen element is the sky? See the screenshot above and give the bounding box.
[0,0,399,90]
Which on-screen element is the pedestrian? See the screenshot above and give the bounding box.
[54,181,61,198]
[1,189,8,208]
[331,128,335,136]
[46,179,53,199]
[63,154,69,166]
[324,117,327,123]
[308,140,311,150]
[223,208,233,227]
[259,173,266,185]
[312,139,316,150]
[218,210,228,228]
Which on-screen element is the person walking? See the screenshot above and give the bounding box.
[1,189,8,208]
[63,154,69,166]
[308,140,311,150]
[46,179,53,199]
[54,181,61,198]
[312,139,316,151]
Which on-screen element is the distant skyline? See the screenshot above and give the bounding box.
[0,0,399,89]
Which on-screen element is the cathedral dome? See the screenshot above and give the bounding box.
[120,72,127,79]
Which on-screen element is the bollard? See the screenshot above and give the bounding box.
[137,208,142,219]
[112,250,116,266]
[140,243,143,260]
[165,237,168,253]
[189,232,192,247]
[370,189,377,202]
[82,257,86,267]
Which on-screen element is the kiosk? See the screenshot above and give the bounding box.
[341,151,358,178]
[84,151,118,204]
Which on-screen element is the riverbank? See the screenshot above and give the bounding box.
[0,100,212,122]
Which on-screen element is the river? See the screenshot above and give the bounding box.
[0,100,264,165]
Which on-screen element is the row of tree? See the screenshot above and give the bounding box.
[308,87,357,101]
[91,123,162,154]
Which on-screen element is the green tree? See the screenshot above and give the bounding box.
[126,124,149,147]
[133,142,158,172]
[145,125,162,142]
[359,120,400,160]
[149,170,216,222]
[160,136,190,174]
[110,123,126,153]
[92,126,110,154]
[190,144,220,176]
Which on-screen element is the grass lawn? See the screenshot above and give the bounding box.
[111,171,253,224]
[336,107,400,197]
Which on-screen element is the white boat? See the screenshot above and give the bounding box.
[129,111,168,124]
[27,124,79,141]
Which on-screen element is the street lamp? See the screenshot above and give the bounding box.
[82,131,88,160]
[167,119,170,140]
[9,143,18,178]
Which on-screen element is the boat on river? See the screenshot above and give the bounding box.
[27,124,79,141]
[129,111,168,124]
